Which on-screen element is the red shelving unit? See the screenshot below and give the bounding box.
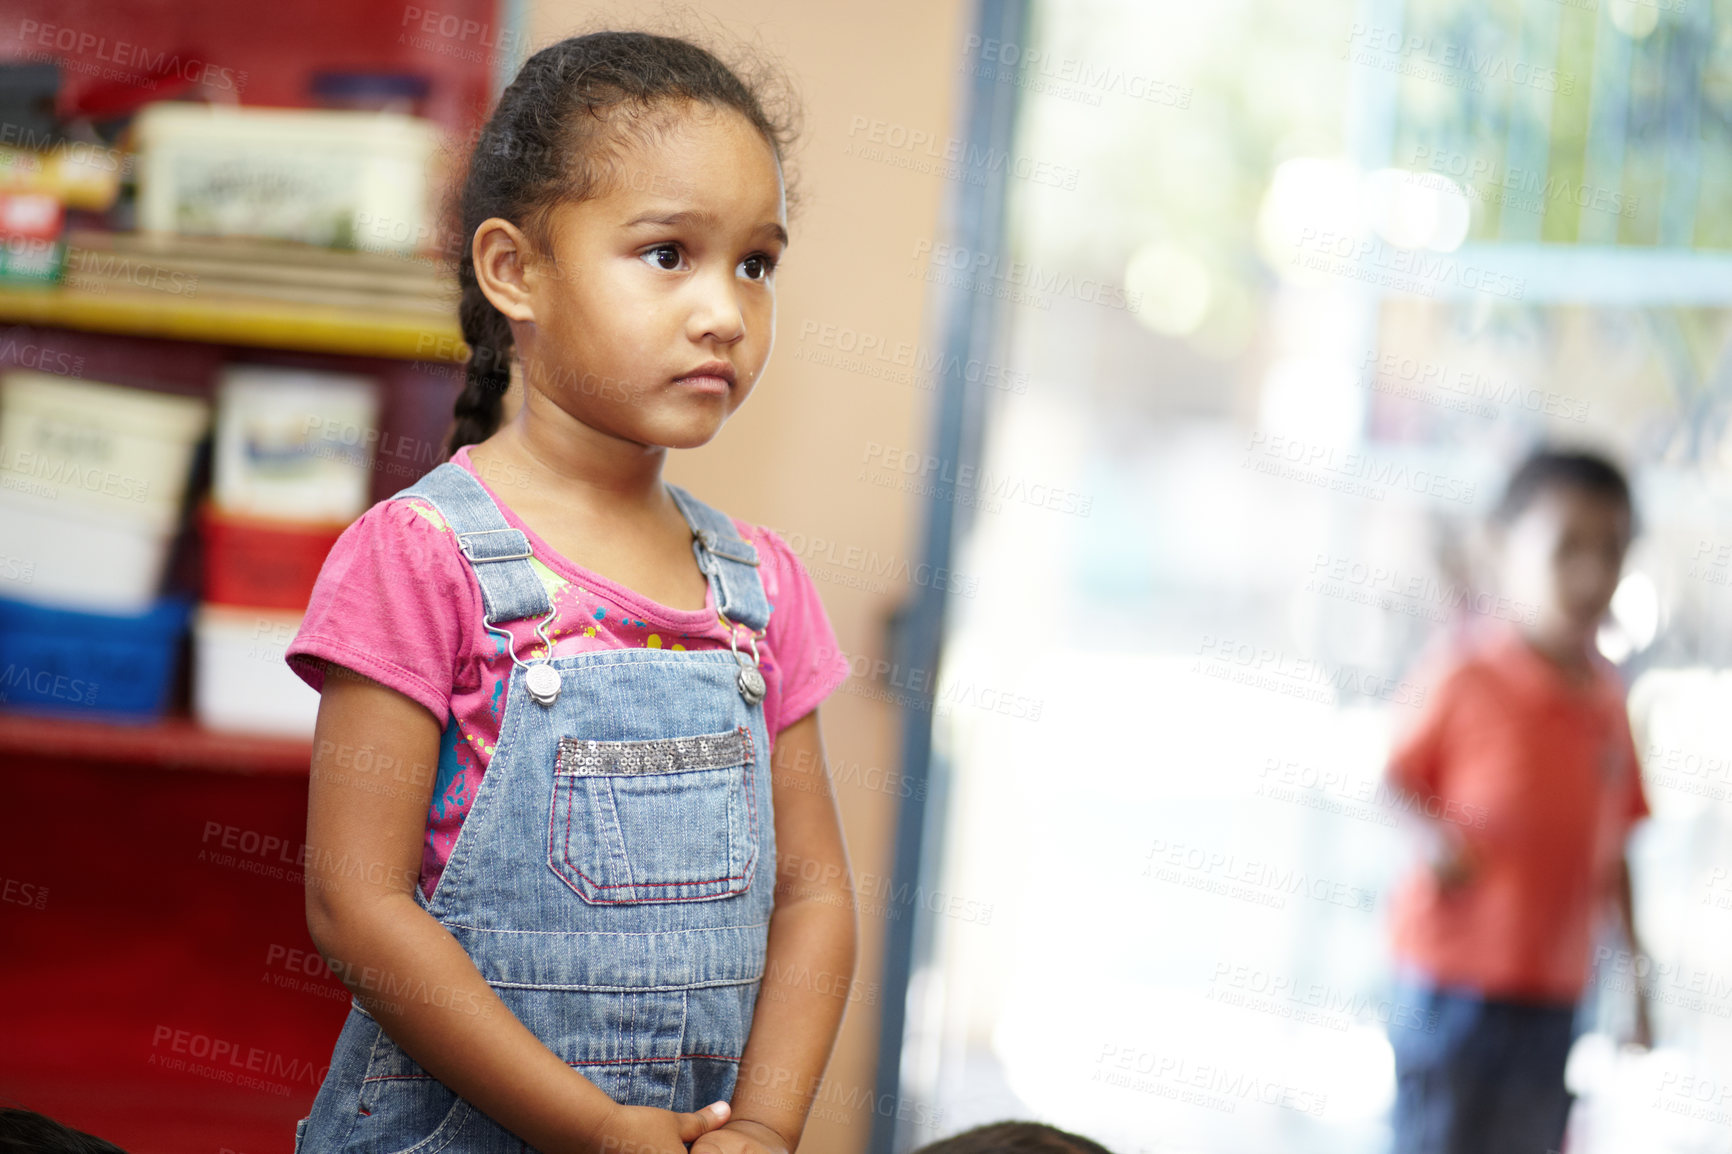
[0,713,313,775]
[0,333,455,1152]
[0,723,344,1151]
[0,328,457,1151]
[0,3,504,1142]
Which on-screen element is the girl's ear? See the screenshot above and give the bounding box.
[473,217,538,323]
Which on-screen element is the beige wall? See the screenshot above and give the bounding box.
[521,3,973,1150]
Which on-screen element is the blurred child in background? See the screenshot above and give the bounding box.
[1383,449,1652,1154]
[911,1120,1116,1154]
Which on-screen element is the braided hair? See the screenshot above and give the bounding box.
[444,30,796,456]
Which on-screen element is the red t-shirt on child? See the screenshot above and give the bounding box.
[1386,623,1648,1003]
[285,445,851,898]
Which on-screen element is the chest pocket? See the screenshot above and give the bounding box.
[548,725,760,903]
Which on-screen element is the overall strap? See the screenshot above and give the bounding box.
[391,463,552,625]
[666,482,772,634]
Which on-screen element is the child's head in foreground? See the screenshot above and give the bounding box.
[910,1120,1117,1154]
[1489,447,1634,652]
[0,1108,129,1153]
[448,30,796,456]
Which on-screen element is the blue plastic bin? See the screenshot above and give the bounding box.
[0,595,193,721]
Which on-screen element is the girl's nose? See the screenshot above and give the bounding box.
[688,268,746,344]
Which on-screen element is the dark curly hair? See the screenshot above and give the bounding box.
[444,30,796,456]
[1491,447,1634,530]
[911,1121,1117,1154]
[0,1108,131,1153]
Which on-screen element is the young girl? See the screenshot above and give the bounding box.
[284,32,857,1154]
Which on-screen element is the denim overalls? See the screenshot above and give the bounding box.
[296,462,777,1153]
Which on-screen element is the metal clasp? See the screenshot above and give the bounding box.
[696,528,761,567]
[457,528,534,563]
[482,602,562,708]
[719,607,767,705]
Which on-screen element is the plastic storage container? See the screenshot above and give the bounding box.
[213,366,380,522]
[192,604,319,737]
[201,503,345,610]
[133,104,439,254]
[0,192,65,285]
[0,371,210,530]
[0,594,193,721]
[0,489,178,612]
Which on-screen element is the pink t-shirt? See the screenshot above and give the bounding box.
[285,446,850,897]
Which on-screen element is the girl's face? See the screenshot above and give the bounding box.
[514,102,786,450]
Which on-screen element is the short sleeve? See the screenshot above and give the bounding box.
[285,497,479,726]
[1386,659,1469,800]
[752,526,850,733]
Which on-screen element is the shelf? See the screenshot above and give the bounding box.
[0,711,312,774]
[1378,244,1732,305]
[0,282,464,361]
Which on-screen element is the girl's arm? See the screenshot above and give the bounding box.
[304,665,729,1154]
[701,707,859,1154]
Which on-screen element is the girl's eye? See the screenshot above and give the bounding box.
[643,245,683,271]
[739,254,776,281]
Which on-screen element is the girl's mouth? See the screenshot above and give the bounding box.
[674,361,736,394]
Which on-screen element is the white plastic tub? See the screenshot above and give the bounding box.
[213,365,381,521]
[193,603,320,737]
[0,371,210,532]
[134,104,439,254]
[0,489,175,612]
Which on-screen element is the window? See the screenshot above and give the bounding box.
[896,1,1732,1150]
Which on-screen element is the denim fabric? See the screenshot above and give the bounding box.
[296,465,777,1152]
[1388,978,1577,1154]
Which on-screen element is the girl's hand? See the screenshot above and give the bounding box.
[584,1099,731,1154]
[690,1118,792,1154]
